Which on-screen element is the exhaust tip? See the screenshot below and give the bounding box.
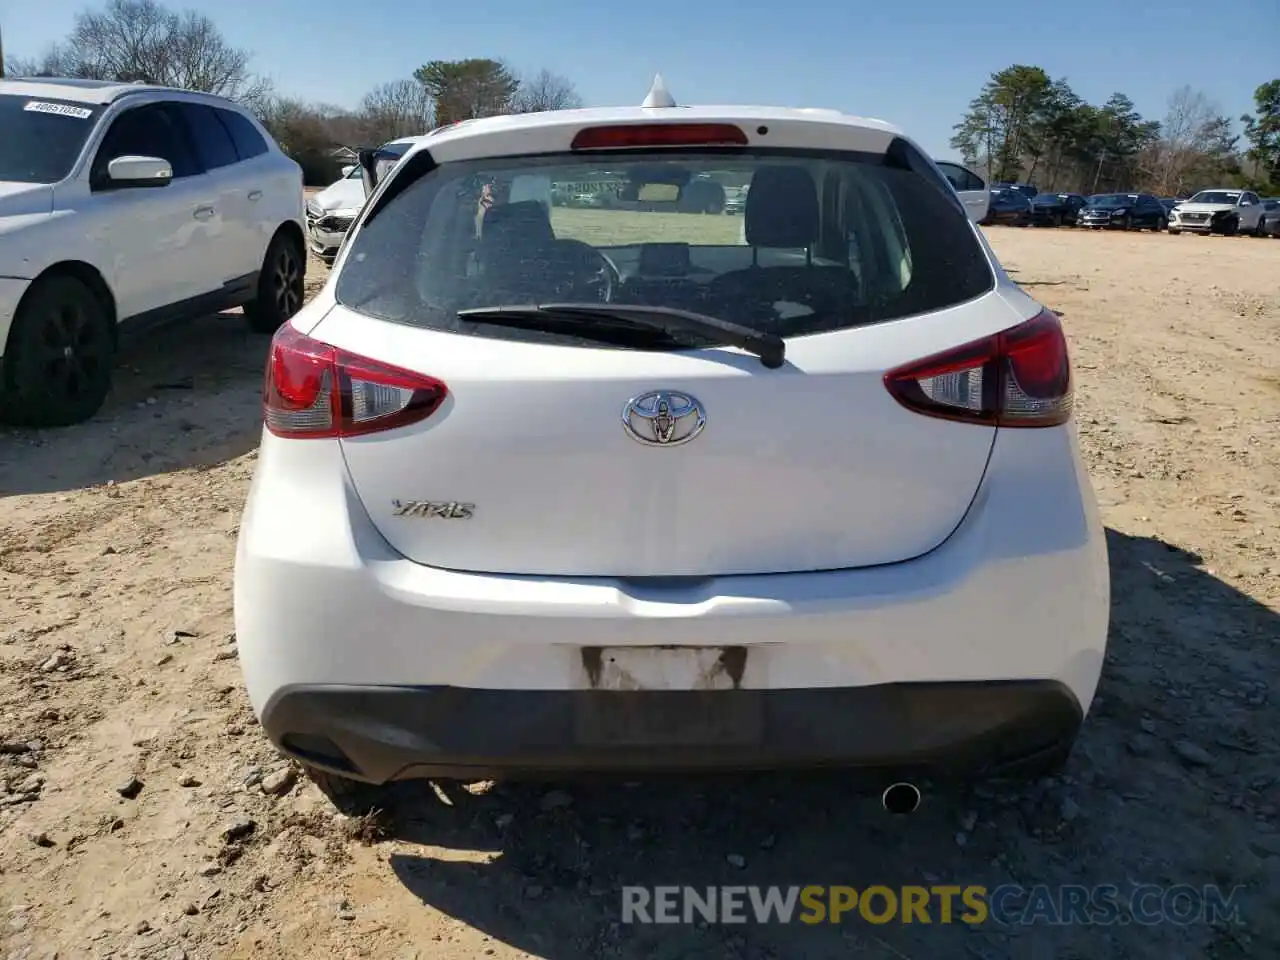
[881,781,921,815]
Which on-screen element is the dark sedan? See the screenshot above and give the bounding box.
[993,182,1039,200]
[980,188,1032,227]
[1078,193,1168,231]
[1030,192,1086,226]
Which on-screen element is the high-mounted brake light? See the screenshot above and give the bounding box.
[883,309,1072,428]
[570,123,749,150]
[263,324,447,439]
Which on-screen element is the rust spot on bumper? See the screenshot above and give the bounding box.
[582,647,604,687]
[717,647,747,688]
[580,646,748,690]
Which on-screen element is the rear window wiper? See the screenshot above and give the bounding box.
[456,303,786,369]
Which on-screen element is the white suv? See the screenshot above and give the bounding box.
[1167,188,1268,236]
[0,77,307,427]
[234,87,1109,811]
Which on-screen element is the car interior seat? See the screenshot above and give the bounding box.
[707,166,860,326]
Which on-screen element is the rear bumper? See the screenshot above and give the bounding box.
[234,420,1110,780]
[263,679,1083,783]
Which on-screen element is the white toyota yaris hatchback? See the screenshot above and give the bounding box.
[234,81,1109,810]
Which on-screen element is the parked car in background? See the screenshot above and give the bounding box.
[723,184,749,214]
[993,182,1038,200]
[1259,198,1280,237]
[934,160,991,224]
[0,76,306,427]
[235,87,1108,810]
[1167,189,1267,236]
[1157,198,1181,217]
[1078,193,1167,231]
[1030,192,1086,227]
[981,187,1032,226]
[306,136,419,263]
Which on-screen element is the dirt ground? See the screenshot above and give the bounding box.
[2,226,1278,960]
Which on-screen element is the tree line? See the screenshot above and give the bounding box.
[950,65,1280,197]
[2,0,584,183]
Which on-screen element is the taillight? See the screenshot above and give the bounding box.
[570,123,749,150]
[883,309,1072,427]
[263,324,447,439]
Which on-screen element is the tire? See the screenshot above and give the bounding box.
[1219,217,1239,237]
[244,230,306,334]
[303,764,390,816]
[1155,217,1167,233]
[1256,218,1269,238]
[0,273,115,428]
[1168,228,1181,235]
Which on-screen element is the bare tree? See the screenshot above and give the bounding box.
[1154,86,1219,195]
[13,0,269,104]
[5,51,65,78]
[359,78,434,142]
[509,68,583,114]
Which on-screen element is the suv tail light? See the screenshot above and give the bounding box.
[883,309,1072,427]
[263,324,447,439]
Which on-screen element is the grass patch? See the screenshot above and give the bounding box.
[550,207,745,246]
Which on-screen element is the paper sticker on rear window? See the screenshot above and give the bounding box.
[24,101,94,120]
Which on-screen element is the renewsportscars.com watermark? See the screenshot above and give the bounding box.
[621,884,1246,926]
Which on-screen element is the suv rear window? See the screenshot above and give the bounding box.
[335,147,994,346]
[215,107,269,160]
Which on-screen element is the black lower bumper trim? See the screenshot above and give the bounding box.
[262,680,1083,784]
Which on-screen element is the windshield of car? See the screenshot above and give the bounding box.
[0,93,105,183]
[1189,191,1240,205]
[335,147,993,349]
[1088,195,1135,208]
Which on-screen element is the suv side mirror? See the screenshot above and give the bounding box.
[105,155,173,188]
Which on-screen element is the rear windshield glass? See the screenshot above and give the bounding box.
[335,148,994,347]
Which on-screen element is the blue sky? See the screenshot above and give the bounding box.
[5,0,1277,159]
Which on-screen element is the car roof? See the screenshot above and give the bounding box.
[400,104,907,166]
[0,76,235,106]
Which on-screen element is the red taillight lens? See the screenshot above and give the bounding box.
[570,123,749,150]
[883,309,1072,427]
[263,324,448,439]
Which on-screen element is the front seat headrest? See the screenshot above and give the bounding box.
[481,199,554,244]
